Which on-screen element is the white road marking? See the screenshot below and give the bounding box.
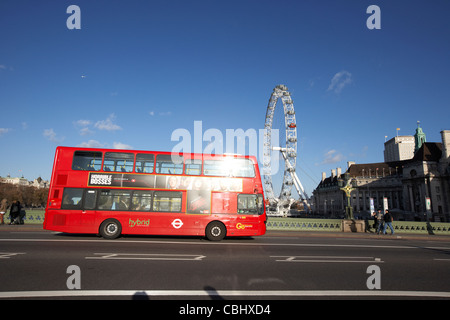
[434,258,450,261]
[0,252,25,259]
[1,289,450,299]
[271,255,384,263]
[85,253,206,261]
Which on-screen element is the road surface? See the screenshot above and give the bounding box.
[0,227,449,301]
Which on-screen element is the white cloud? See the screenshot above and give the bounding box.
[77,140,106,148]
[0,64,13,71]
[149,110,172,116]
[327,70,352,94]
[113,142,133,149]
[0,128,10,136]
[94,113,121,131]
[74,119,94,135]
[159,111,172,116]
[322,149,344,164]
[43,128,65,143]
[79,127,94,136]
[74,119,92,127]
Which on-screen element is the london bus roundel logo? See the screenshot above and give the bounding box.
[171,219,183,229]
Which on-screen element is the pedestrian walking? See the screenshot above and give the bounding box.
[9,200,21,225]
[376,209,384,235]
[0,198,7,225]
[372,211,379,231]
[383,209,395,235]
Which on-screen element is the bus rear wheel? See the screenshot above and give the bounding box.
[99,218,122,239]
[206,221,226,241]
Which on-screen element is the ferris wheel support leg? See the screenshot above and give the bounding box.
[273,147,308,200]
[291,171,308,200]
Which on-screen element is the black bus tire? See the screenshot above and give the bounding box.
[205,221,226,241]
[99,218,122,239]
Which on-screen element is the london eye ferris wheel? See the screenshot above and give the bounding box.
[262,84,308,216]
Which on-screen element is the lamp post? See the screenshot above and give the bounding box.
[338,173,356,220]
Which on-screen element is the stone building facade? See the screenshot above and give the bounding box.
[0,175,49,189]
[313,129,450,221]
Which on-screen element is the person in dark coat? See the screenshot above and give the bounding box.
[9,200,21,225]
[383,209,395,235]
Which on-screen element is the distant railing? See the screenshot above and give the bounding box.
[4,210,45,225]
[266,218,342,232]
[389,220,450,235]
[4,212,450,236]
[266,217,450,235]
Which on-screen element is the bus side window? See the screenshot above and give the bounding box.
[153,191,182,212]
[104,152,134,173]
[155,155,183,175]
[203,159,255,177]
[98,190,131,210]
[136,154,154,173]
[62,188,84,209]
[257,194,264,215]
[131,191,152,211]
[237,194,258,214]
[232,159,255,178]
[185,159,202,175]
[72,151,102,171]
[84,190,97,210]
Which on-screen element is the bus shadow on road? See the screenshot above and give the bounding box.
[129,286,225,300]
[52,232,256,242]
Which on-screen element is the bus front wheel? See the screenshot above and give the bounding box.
[99,218,122,239]
[205,221,226,241]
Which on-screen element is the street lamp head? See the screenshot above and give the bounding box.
[344,172,350,181]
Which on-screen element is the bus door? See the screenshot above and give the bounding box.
[81,189,98,227]
[234,194,265,234]
[60,188,85,227]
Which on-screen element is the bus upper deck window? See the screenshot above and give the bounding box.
[155,154,183,175]
[103,152,134,172]
[136,154,154,173]
[185,159,202,175]
[72,151,102,171]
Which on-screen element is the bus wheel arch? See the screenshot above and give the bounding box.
[99,218,122,239]
[205,221,226,241]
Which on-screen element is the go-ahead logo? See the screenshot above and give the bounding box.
[236,223,253,230]
[171,219,183,229]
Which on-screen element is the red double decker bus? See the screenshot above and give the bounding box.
[44,147,266,240]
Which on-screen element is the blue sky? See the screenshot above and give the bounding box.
[1,0,449,197]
